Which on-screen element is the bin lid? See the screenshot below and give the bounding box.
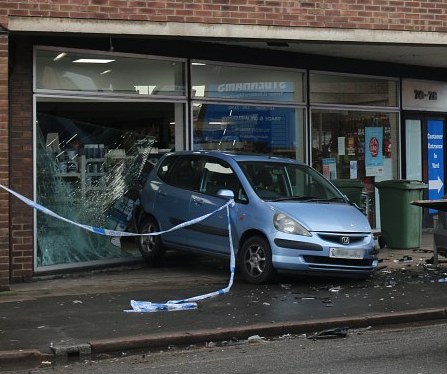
[375,179,428,190]
[411,199,447,212]
[331,179,364,188]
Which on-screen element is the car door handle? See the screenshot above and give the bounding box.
[192,197,204,205]
[159,191,168,197]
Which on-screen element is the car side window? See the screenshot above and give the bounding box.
[200,159,247,202]
[157,155,177,182]
[240,163,287,199]
[168,156,202,191]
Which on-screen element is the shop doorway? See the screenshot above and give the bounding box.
[403,115,445,227]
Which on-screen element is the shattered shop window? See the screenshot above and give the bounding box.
[35,112,159,267]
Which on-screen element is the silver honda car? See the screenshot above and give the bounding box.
[136,151,378,284]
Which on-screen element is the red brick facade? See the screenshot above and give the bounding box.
[1,1,447,32]
[0,1,446,285]
[0,33,9,290]
[9,41,34,284]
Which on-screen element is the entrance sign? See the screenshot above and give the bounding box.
[427,119,445,213]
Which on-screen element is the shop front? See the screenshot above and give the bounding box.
[33,47,309,272]
[31,44,408,273]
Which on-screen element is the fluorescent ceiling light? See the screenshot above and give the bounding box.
[192,62,206,66]
[73,59,115,64]
[100,70,112,75]
[209,121,223,125]
[54,52,67,61]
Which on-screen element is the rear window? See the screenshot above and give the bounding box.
[201,161,235,196]
[159,156,203,191]
[157,155,177,182]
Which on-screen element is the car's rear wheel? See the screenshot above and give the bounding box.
[239,235,275,284]
[138,215,165,264]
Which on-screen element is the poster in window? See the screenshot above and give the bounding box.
[322,158,337,180]
[346,136,356,156]
[338,137,345,156]
[365,127,384,176]
[350,160,358,179]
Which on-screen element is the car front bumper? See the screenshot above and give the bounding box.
[270,231,379,275]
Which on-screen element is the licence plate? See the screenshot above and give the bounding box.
[329,248,364,260]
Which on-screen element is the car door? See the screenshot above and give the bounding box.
[188,157,242,255]
[155,155,202,247]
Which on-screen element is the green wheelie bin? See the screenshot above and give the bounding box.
[375,180,428,249]
[332,179,364,208]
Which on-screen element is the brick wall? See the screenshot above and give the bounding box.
[9,41,34,283]
[1,1,447,32]
[0,34,9,290]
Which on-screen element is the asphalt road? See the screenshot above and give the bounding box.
[7,321,447,374]
[1,237,445,372]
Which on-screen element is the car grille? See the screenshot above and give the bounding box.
[302,255,374,267]
[317,233,367,245]
[274,239,323,251]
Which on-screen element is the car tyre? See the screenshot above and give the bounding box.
[239,235,275,284]
[138,215,165,265]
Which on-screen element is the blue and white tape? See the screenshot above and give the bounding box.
[126,203,236,312]
[0,184,236,312]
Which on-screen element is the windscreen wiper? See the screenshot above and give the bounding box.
[270,196,347,203]
[269,196,317,202]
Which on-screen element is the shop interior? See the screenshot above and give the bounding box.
[35,98,177,268]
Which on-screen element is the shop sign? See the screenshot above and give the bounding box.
[402,79,447,111]
[427,119,444,213]
[213,82,294,101]
[365,127,384,176]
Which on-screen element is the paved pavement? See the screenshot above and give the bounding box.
[2,231,447,370]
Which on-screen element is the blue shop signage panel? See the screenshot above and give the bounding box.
[427,119,445,211]
[198,82,297,150]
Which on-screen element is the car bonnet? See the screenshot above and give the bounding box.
[269,200,371,233]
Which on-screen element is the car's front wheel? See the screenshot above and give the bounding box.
[138,215,165,265]
[239,235,275,284]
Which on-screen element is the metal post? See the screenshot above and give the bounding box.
[433,214,439,267]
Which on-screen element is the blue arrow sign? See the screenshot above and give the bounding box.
[427,119,445,213]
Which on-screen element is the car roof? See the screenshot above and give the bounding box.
[163,150,304,165]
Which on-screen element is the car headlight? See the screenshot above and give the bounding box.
[273,213,311,236]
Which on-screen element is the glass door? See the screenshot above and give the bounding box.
[405,119,422,180]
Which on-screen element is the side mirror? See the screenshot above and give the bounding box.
[217,189,235,200]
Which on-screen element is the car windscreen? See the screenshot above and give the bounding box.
[238,161,346,202]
